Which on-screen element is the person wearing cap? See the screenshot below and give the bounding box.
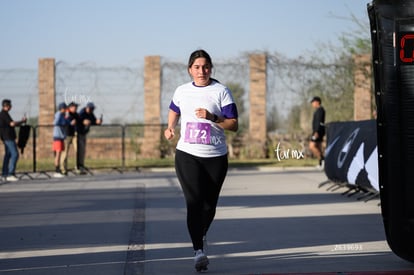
[309,96,325,169]
[52,102,70,177]
[77,102,102,174]
[60,102,80,175]
[0,99,27,181]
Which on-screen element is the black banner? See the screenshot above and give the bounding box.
[324,120,378,192]
[369,0,414,263]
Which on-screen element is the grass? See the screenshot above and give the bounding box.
[229,158,318,168]
[15,157,319,173]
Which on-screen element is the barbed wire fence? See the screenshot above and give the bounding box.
[0,52,351,127]
[0,52,354,167]
[55,61,145,124]
[0,68,38,121]
[0,52,360,174]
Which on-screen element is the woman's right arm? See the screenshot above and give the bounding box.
[164,110,180,140]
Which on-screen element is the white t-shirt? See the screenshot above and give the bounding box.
[169,80,238,158]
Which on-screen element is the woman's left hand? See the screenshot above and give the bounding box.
[195,108,212,120]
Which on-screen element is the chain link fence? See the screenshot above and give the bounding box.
[0,52,354,168]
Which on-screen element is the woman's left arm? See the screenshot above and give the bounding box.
[215,116,238,132]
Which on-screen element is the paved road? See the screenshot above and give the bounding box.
[0,172,145,275]
[0,168,413,274]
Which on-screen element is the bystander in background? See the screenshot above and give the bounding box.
[52,102,69,178]
[60,102,79,175]
[0,99,27,181]
[77,102,102,174]
[309,96,326,170]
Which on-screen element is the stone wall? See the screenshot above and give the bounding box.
[353,54,373,121]
[248,54,267,158]
[142,56,162,158]
[37,58,56,158]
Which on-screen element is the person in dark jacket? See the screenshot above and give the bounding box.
[77,102,102,174]
[60,102,79,175]
[0,99,27,181]
[309,96,325,169]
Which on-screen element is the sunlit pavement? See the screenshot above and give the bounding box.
[0,168,414,274]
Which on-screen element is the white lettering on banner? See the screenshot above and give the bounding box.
[347,143,379,191]
[365,147,379,191]
[325,136,340,157]
[337,128,360,169]
[347,143,365,184]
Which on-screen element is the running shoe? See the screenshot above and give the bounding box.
[194,249,209,272]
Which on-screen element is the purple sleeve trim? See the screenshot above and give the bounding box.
[222,103,238,119]
[169,101,181,114]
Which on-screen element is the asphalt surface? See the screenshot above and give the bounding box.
[0,167,413,274]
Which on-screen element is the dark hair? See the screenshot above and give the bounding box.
[2,99,11,107]
[311,96,321,104]
[188,49,213,69]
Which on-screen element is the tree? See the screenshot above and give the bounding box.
[287,12,371,129]
[225,82,247,129]
[226,82,246,117]
[225,82,247,158]
[267,105,282,132]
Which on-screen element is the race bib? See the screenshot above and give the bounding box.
[184,122,211,144]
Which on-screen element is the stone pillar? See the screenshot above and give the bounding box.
[249,54,267,158]
[142,56,161,158]
[353,54,372,121]
[38,58,56,159]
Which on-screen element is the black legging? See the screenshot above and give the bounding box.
[175,149,228,251]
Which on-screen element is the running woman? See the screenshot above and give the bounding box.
[164,49,238,272]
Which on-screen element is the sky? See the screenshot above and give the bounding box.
[0,0,370,69]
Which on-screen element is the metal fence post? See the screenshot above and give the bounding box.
[32,126,37,173]
[121,125,126,171]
